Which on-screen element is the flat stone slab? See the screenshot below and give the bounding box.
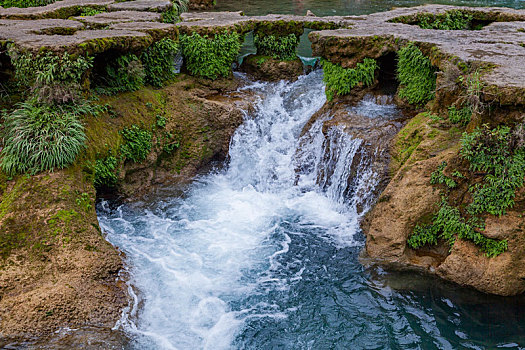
[107,0,171,12]
[0,2,523,105]
[178,11,355,35]
[0,0,113,19]
[74,10,161,28]
[306,5,525,105]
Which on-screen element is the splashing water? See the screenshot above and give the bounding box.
[98,71,525,350]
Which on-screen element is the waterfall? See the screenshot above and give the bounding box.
[97,70,388,349]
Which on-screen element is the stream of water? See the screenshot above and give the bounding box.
[97,71,525,349]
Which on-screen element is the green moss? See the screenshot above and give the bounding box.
[320,58,378,101]
[253,34,299,61]
[392,113,426,169]
[254,20,303,37]
[396,43,437,105]
[0,176,28,221]
[180,32,241,80]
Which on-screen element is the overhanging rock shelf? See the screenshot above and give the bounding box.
[2,4,523,103]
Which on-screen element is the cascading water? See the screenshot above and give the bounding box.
[98,70,525,350]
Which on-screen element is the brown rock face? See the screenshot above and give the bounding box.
[0,171,127,344]
[362,112,525,296]
[0,74,254,344]
[241,55,304,82]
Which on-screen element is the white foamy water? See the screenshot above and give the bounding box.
[98,71,383,349]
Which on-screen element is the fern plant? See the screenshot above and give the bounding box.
[418,10,473,30]
[180,32,242,80]
[397,43,437,105]
[119,125,153,163]
[11,51,93,103]
[448,105,471,126]
[141,37,179,87]
[253,34,299,61]
[320,58,378,101]
[461,125,525,216]
[430,161,457,188]
[94,154,118,189]
[96,54,145,94]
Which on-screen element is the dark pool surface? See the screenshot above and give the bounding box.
[215,0,525,16]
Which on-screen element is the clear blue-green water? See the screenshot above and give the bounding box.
[98,72,525,349]
[215,0,524,16]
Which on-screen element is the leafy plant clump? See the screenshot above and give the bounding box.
[320,58,378,101]
[253,34,299,61]
[94,154,118,189]
[141,37,179,87]
[79,7,106,16]
[0,0,55,8]
[0,99,86,176]
[408,124,525,257]
[430,161,457,189]
[408,200,507,257]
[97,54,145,94]
[11,51,93,103]
[161,0,189,23]
[180,32,242,80]
[418,10,474,30]
[396,43,437,105]
[119,125,153,163]
[448,105,471,126]
[461,125,525,217]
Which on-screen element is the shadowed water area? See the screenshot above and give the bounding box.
[97,71,525,349]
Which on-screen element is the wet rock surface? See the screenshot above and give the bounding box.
[241,55,304,81]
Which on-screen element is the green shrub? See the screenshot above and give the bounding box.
[10,51,93,103]
[94,155,118,189]
[396,43,437,105]
[0,0,55,8]
[253,34,299,61]
[430,161,457,188]
[448,105,471,126]
[119,125,153,163]
[97,54,145,94]
[141,37,179,87]
[180,32,242,80]
[461,125,525,216]
[0,99,86,176]
[320,58,378,101]
[418,10,473,30]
